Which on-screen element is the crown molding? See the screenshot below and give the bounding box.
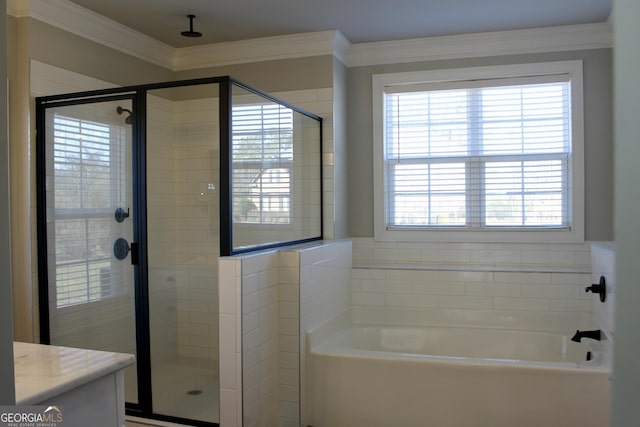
[173,30,340,71]
[11,0,175,69]
[345,22,613,67]
[8,0,612,71]
[332,31,352,66]
[7,0,30,18]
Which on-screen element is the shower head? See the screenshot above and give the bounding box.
[181,14,202,38]
[116,106,133,125]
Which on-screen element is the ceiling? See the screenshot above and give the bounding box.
[68,0,612,48]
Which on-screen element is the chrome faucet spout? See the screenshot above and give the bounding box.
[571,329,602,342]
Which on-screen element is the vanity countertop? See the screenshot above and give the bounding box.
[13,341,135,405]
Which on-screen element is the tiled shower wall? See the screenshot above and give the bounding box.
[590,242,615,366]
[173,97,220,361]
[147,94,179,362]
[351,238,595,331]
[218,240,352,427]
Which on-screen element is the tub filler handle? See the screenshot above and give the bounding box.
[585,276,606,302]
[571,329,602,342]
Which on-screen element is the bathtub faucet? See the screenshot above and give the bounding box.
[570,329,602,342]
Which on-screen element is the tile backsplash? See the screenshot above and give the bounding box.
[350,238,595,332]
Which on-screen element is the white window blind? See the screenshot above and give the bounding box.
[232,103,293,224]
[384,78,571,231]
[52,115,126,307]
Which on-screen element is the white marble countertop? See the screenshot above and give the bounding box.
[14,342,135,405]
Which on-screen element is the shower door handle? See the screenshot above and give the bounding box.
[113,238,139,265]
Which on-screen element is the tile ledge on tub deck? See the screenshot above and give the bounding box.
[589,241,615,251]
[352,262,590,273]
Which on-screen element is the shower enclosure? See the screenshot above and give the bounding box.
[36,77,322,426]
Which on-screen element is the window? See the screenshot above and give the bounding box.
[51,114,127,307]
[373,62,584,242]
[232,103,293,224]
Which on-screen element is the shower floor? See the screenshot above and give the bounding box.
[125,357,219,424]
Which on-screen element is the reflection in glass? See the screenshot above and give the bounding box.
[231,84,322,252]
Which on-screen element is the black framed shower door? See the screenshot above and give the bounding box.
[36,78,228,427]
[36,75,323,426]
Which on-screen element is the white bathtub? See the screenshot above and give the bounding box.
[307,325,610,427]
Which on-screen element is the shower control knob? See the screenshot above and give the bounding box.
[115,207,130,223]
[113,238,139,265]
[585,276,606,303]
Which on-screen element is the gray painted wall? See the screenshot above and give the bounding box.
[612,0,640,425]
[332,57,349,239]
[176,55,334,93]
[28,18,173,86]
[347,49,614,241]
[1,4,16,405]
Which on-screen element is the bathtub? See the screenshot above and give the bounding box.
[307,325,610,427]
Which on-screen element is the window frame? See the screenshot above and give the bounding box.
[372,61,584,243]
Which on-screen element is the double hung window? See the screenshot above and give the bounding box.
[373,62,584,242]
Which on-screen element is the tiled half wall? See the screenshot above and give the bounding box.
[218,240,352,427]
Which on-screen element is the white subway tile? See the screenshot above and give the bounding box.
[243,384,260,412]
[549,299,592,312]
[421,248,470,263]
[360,279,412,293]
[351,292,386,306]
[493,297,550,311]
[280,352,299,369]
[437,295,493,309]
[280,266,300,284]
[219,278,238,316]
[439,270,493,283]
[280,301,299,319]
[279,318,299,336]
[494,272,551,284]
[469,249,522,264]
[279,368,299,387]
[386,269,437,281]
[242,273,260,296]
[374,248,421,263]
[220,388,238,427]
[550,273,591,285]
[279,384,299,403]
[411,281,466,295]
[220,348,238,389]
[522,284,581,299]
[279,335,298,352]
[387,294,437,308]
[279,284,299,302]
[257,337,278,362]
[465,282,522,297]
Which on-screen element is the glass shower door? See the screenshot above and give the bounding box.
[146,85,220,423]
[42,98,139,405]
